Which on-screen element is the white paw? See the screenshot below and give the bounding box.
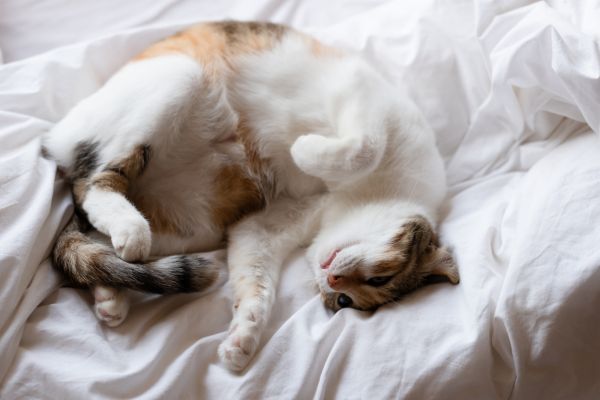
[218,324,260,372]
[110,217,151,262]
[218,305,264,371]
[93,286,130,327]
[290,134,327,175]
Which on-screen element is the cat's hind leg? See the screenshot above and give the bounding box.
[93,286,130,327]
[46,54,235,261]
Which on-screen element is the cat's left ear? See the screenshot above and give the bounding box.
[423,246,460,284]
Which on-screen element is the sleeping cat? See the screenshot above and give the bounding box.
[43,21,459,371]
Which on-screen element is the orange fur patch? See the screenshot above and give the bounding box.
[305,36,343,58]
[134,21,289,82]
[90,145,149,195]
[113,145,150,178]
[211,164,265,229]
[92,171,128,193]
[72,179,88,205]
[134,198,185,236]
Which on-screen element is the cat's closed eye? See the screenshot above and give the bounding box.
[366,276,393,287]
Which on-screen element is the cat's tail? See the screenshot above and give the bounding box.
[52,214,227,294]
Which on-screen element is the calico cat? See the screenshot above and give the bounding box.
[43,21,459,371]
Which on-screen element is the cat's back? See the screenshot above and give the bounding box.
[135,21,291,81]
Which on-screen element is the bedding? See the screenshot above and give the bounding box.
[2,0,600,398]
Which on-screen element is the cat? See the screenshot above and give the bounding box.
[43,21,459,371]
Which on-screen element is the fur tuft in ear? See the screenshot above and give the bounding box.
[424,246,460,285]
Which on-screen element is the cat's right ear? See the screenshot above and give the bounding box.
[423,246,460,285]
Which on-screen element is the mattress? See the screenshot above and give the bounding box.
[2,0,600,398]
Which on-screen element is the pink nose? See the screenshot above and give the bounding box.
[327,274,343,288]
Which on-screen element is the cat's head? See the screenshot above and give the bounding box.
[308,205,459,312]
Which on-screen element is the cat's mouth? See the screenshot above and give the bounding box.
[319,242,359,270]
[320,249,340,269]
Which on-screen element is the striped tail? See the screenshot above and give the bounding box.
[52,215,227,294]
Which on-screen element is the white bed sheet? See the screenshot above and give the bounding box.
[2,0,600,398]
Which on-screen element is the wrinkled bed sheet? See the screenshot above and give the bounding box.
[2,0,600,398]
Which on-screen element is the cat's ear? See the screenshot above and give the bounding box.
[399,216,460,284]
[423,246,460,285]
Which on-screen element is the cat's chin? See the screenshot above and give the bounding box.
[311,241,359,271]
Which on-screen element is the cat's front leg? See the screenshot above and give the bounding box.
[76,145,153,261]
[218,196,322,371]
[83,188,151,261]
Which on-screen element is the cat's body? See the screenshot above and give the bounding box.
[44,21,459,371]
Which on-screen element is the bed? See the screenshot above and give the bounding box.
[2,0,600,398]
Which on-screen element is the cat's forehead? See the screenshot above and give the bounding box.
[392,215,437,251]
[369,216,434,270]
[370,253,407,274]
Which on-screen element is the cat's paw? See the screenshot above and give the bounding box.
[93,286,130,327]
[290,134,328,175]
[218,325,260,372]
[110,217,151,262]
[292,133,378,181]
[218,305,264,371]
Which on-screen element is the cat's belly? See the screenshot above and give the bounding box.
[129,177,227,256]
[151,229,223,256]
[127,148,246,256]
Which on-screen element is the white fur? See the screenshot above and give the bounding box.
[83,187,152,261]
[45,32,446,371]
[44,55,207,168]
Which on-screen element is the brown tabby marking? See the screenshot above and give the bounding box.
[216,21,285,54]
[53,216,106,286]
[54,216,222,293]
[70,143,151,206]
[94,144,150,193]
[70,141,99,205]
